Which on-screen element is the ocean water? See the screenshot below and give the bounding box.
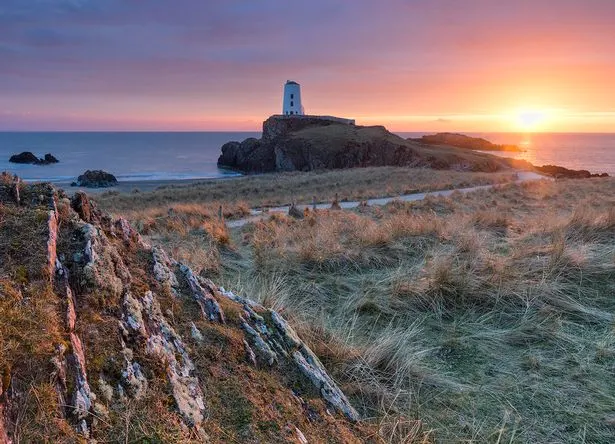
[401,132,615,175]
[1,131,614,182]
[0,132,259,182]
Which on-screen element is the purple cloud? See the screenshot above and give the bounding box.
[0,0,614,130]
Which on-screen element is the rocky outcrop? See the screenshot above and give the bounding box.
[72,170,118,188]
[218,116,518,174]
[411,133,523,152]
[536,164,609,179]
[9,152,59,165]
[9,152,38,164]
[0,176,373,442]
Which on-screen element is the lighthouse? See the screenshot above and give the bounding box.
[282,80,304,116]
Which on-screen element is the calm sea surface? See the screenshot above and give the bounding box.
[0,132,259,182]
[0,131,614,182]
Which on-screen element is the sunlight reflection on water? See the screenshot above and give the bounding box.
[401,132,615,174]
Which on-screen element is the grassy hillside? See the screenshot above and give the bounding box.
[104,174,615,442]
[0,175,379,443]
[217,177,615,442]
[218,177,615,442]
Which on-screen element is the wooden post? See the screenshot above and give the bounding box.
[331,192,341,210]
[12,178,20,206]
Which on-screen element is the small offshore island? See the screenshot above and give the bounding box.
[218,115,524,174]
[218,115,607,179]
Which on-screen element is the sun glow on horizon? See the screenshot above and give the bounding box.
[514,109,550,132]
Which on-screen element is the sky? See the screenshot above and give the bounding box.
[1,0,614,132]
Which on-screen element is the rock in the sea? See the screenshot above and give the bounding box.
[44,153,59,163]
[9,152,39,164]
[9,151,59,165]
[218,115,517,174]
[74,170,118,188]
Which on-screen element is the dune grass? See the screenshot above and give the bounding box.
[96,167,516,215]
[215,177,615,443]
[101,171,615,442]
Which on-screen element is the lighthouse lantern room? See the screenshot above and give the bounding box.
[282,80,304,116]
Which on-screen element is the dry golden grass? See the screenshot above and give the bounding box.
[99,173,615,442]
[0,202,72,442]
[96,167,516,214]
[217,177,615,443]
[116,202,238,277]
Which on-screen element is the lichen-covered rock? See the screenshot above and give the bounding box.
[0,178,374,443]
[190,322,204,342]
[123,291,148,338]
[46,210,58,281]
[125,290,206,427]
[241,316,278,366]
[293,348,359,421]
[69,332,94,421]
[152,246,179,289]
[121,360,148,400]
[179,264,225,323]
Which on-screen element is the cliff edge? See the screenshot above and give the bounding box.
[0,173,374,443]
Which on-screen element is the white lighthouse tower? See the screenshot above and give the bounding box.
[282,80,304,116]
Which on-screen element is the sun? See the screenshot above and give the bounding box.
[514,109,548,132]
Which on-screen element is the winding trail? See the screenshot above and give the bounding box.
[227,171,547,228]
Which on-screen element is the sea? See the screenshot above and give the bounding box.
[0,131,614,183]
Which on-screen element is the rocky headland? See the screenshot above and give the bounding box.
[9,151,59,165]
[410,132,523,152]
[218,117,609,179]
[0,173,373,442]
[218,116,521,174]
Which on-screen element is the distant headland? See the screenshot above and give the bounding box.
[410,132,524,152]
